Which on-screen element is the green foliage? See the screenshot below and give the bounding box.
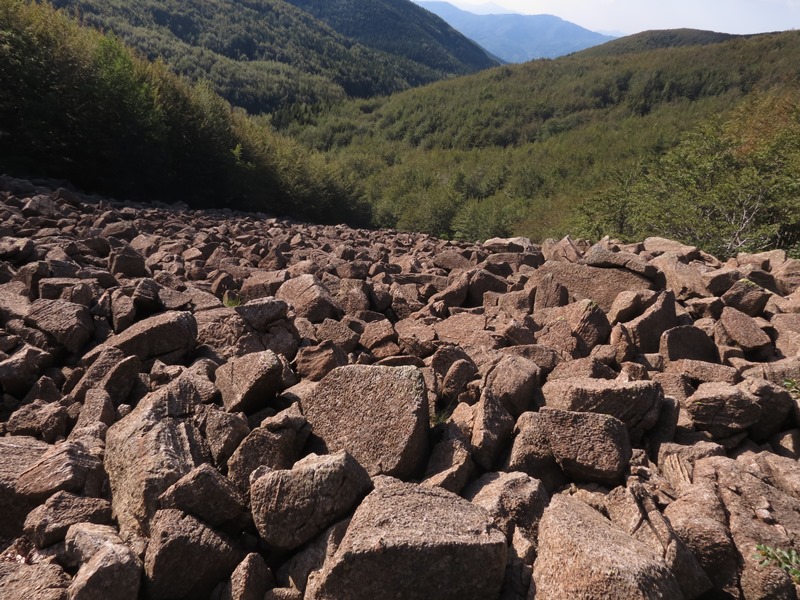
[430,401,456,427]
[293,29,800,243]
[282,0,496,74]
[222,290,242,307]
[50,0,495,118]
[784,379,800,400]
[580,29,738,57]
[0,0,368,225]
[755,544,800,584]
[576,86,800,257]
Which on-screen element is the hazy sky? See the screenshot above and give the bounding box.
[447,0,800,35]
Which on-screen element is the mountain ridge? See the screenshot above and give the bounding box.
[283,0,497,73]
[51,0,498,118]
[415,1,616,61]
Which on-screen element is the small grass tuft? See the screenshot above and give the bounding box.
[222,290,242,307]
[431,401,456,427]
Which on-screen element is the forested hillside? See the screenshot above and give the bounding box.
[0,0,369,224]
[51,0,497,120]
[3,0,799,258]
[283,0,496,73]
[291,30,800,254]
[579,29,740,56]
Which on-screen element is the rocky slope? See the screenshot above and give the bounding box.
[2,174,800,599]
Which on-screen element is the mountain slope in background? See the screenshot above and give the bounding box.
[283,0,497,74]
[580,29,741,56]
[51,0,497,120]
[292,29,800,241]
[415,1,615,61]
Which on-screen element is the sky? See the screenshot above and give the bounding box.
[446,0,800,35]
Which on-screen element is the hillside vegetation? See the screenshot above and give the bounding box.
[50,0,497,121]
[0,0,369,224]
[283,0,495,73]
[578,87,800,257]
[291,29,800,253]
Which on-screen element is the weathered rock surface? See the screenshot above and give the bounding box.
[250,450,372,551]
[5,178,800,600]
[541,377,663,443]
[104,387,205,535]
[305,482,508,600]
[0,435,50,536]
[24,490,112,548]
[215,350,289,413]
[144,509,241,600]
[301,365,429,479]
[537,407,632,486]
[533,494,683,599]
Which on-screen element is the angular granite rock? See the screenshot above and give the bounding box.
[251,451,372,551]
[533,494,683,599]
[301,365,429,479]
[305,482,507,600]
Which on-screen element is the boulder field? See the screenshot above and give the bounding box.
[2,174,800,599]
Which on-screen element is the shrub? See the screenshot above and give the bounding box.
[755,544,800,584]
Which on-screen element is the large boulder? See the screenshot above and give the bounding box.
[250,451,372,552]
[276,274,343,323]
[144,509,241,600]
[533,494,683,599]
[683,382,762,440]
[537,407,632,487]
[541,377,663,444]
[158,463,246,527]
[0,436,50,537]
[301,365,429,479]
[104,387,205,535]
[0,562,70,600]
[15,440,105,503]
[463,471,549,562]
[215,350,290,413]
[528,262,652,312]
[106,310,197,366]
[65,523,142,600]
[305,482,507,600]
[23,490,112,548]
[226,404,309,496]
[24,298,93,353]
[195,307,264,360]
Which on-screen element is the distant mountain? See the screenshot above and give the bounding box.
[415,1,616,61]
[282,0,497,74]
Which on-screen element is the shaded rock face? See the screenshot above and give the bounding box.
[5,179,800,600]
[144,509,241,600]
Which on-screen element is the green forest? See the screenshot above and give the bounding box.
[48,0,495,122]
[291,29,800,255]
[2,0,800,258]
[0,0,370,224]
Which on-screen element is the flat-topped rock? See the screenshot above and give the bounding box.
[305,482,507,600]
[301,365,429,479]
